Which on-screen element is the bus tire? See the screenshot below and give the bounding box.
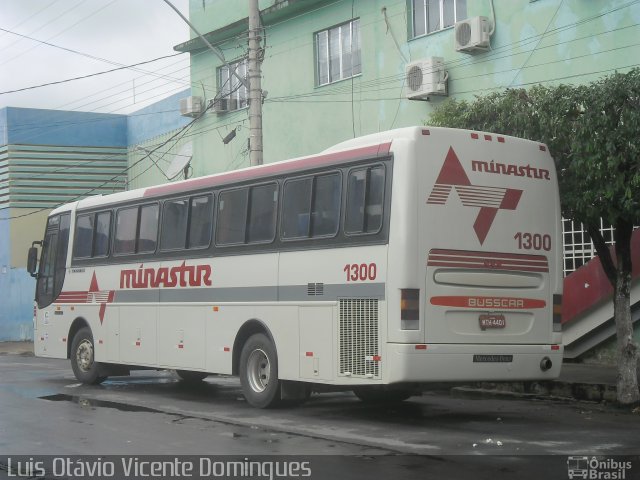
[176,370,208,383]
[353,387,414,404]
[70,327,106,385]
[239,333,281,408]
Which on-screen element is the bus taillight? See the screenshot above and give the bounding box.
[401,289,420,329]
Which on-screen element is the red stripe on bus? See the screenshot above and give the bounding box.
[143,142,392,198]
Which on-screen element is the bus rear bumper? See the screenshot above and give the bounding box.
[385,343,564,383]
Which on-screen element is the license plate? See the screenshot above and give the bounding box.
[473,354,513,363]
[479,313,506,330]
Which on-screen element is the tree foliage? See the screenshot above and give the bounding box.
[428,68,640,404]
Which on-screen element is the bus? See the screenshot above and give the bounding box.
[27,127,563,408]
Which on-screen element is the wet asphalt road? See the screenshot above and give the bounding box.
[1,355,639,479]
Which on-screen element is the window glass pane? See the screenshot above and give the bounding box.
[341,24,352,79]
[188,195,213,249]
[218,59,247,111]
[456,0,467,21]
[138,205,158,253]
[94,212,111,257]
[114,207,137,254]
[248,184,277,243]
[328,26,341,83]
[345,169,367,233]
[427,0,440,33]
[39,233,58,297]
[282,178,312,239]
[413,0,426,37]
[352,19,361,75]
[346,166,385,234]
[365,166,385,233]
[54,214,70,298]
[317,31,328,85]
[74,215,93,258]
[443,0,455,27]
[161,199,188,250]
[217,189,248,245]
[311,173,341,237]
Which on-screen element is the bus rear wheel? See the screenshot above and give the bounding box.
[239,333,280,408]
[70,327,106,385]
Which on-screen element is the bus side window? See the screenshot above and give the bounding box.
[138,204,159,253]
[161,199,189,250]
[74,214,94,258]
[94,211,111,257]
[188,194,214,249]
[114,207,138,255]
[311,173,341,237]
[282,178,312,239]
[217,188,249,245]
[247,184,277,243]
[345,165,385,235]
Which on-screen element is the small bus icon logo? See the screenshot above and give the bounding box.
[567,456,589,479]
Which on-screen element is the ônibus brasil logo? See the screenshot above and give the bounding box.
[426,147,523,245]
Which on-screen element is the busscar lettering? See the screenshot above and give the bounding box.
[471,160,550,180]
[469,297,525,309]
[120,262,212,289]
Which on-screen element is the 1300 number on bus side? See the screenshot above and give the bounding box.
[344,263,377,282]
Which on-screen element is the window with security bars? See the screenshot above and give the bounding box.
[339,299,380,378]
[217,58,247,111]
[562,218,615,276]
[316,19,361,86]
[412,0,467,37]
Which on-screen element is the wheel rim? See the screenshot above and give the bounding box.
[246,348,270,393]
[76,339,94,373]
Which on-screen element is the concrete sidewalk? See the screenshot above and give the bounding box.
[0,341,34,356]
[0,341,631,403]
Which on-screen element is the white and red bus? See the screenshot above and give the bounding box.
[28,127,563,408]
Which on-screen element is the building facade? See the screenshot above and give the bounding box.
[144,0,640,185]
[0,91,190,340]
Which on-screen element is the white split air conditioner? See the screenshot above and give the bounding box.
[405,57,448,100]
[454,16,492,53]
[179,96,203,117]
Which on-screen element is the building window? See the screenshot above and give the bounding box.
[316,19,361,86]
[412,0,467,37]
[217,58,247,111]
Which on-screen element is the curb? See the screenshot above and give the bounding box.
[452,380,618,403]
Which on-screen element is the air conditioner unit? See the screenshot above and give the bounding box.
[212,98,228,114]
[180,96,203,117]
[454,16,492,53]
[405,57,447,100]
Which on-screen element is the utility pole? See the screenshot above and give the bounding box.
[248,0,263,166]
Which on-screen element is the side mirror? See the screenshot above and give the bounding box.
[27,244,40,278]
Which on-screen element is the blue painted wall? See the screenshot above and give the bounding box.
[127,89,191,145]
[2,107,128,147]
[0,209,34,340]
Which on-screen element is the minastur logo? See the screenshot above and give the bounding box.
[567,456,632,479]
[426,147,523,245]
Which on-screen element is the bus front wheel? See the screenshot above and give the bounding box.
[239,333,281,408]
[70,327,107,385]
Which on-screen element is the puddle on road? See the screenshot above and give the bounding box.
[39,393,168,414]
